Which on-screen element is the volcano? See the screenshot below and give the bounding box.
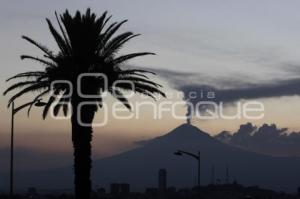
[10,124,300,192]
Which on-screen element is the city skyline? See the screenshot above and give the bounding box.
[1,2,300,196]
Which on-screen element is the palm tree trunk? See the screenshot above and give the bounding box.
[71,99,96,199]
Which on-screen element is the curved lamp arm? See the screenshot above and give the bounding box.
[175,150,199,160]
[12,99,46,115]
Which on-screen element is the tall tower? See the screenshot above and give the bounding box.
[225,165,229,184]
[158,169,167,192]
[211,164,215,185]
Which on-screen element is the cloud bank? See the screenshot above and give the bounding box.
[215,123,300,157]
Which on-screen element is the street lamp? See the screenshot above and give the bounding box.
[9,99,46,199]
[174,150,201,188]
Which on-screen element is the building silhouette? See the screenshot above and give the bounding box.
[225,165,229,184]
[211,164,215,185]
[158,169,167,192]
[27,187,37,195]
[110,183,130,195]
[96,187,106,194]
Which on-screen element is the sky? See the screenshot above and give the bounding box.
[2,0,300,170]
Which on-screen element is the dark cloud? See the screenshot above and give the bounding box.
[215,123,300,157]
[137,67,300,105]
[181,78,300,106]
[279,62,300,77]
[129,66,300,118]
[143,67,248,88]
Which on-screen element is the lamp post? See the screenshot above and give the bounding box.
[9,99,46,199]
[174,150,201,188]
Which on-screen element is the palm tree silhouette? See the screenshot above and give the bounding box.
[4,9,165,199]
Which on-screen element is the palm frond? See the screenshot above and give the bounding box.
[6,71,46,82]
[42,93,57,119]
[133,82,165,97]
[124,86,157,100]
[20,55,56,67]
[101,20,128,46]
[55,12,70,46]
[119,69,157,79]
[53,90,70,116]
[4,81,39,95]
[27,89,50,116]
[121,69,156,75]
[115,82,165,100]
[22,36,55,59]
[103,32,139,57]
[53,101,62,116]
[119,76,162,88]
[7,82,49,106]
[46,18,71,56]
[101,13,112,30]
[96,11,108,30]
[135,89,157,100]
[62,102,69,116]
[113,52,155,64]
[5,9,164,117]
[121,72,149,79]
[109,88,131,110]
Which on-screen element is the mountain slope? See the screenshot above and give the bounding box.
[11,124,300,192]
[91,124,300,192]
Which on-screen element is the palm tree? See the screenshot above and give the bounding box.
[4,9,165,199]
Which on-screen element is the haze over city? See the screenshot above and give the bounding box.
[1,1,300,198]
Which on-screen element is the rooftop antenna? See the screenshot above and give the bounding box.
[211,164,215,185]
[225,165,229,184]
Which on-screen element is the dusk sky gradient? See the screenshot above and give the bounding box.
[1,0,300,170]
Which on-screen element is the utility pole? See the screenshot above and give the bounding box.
[197,151,200,187]
[211,164,215,185]
[8,99,46,199]
[10,102,14,199]
[225,165,229,184]
[174,150,201,187]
